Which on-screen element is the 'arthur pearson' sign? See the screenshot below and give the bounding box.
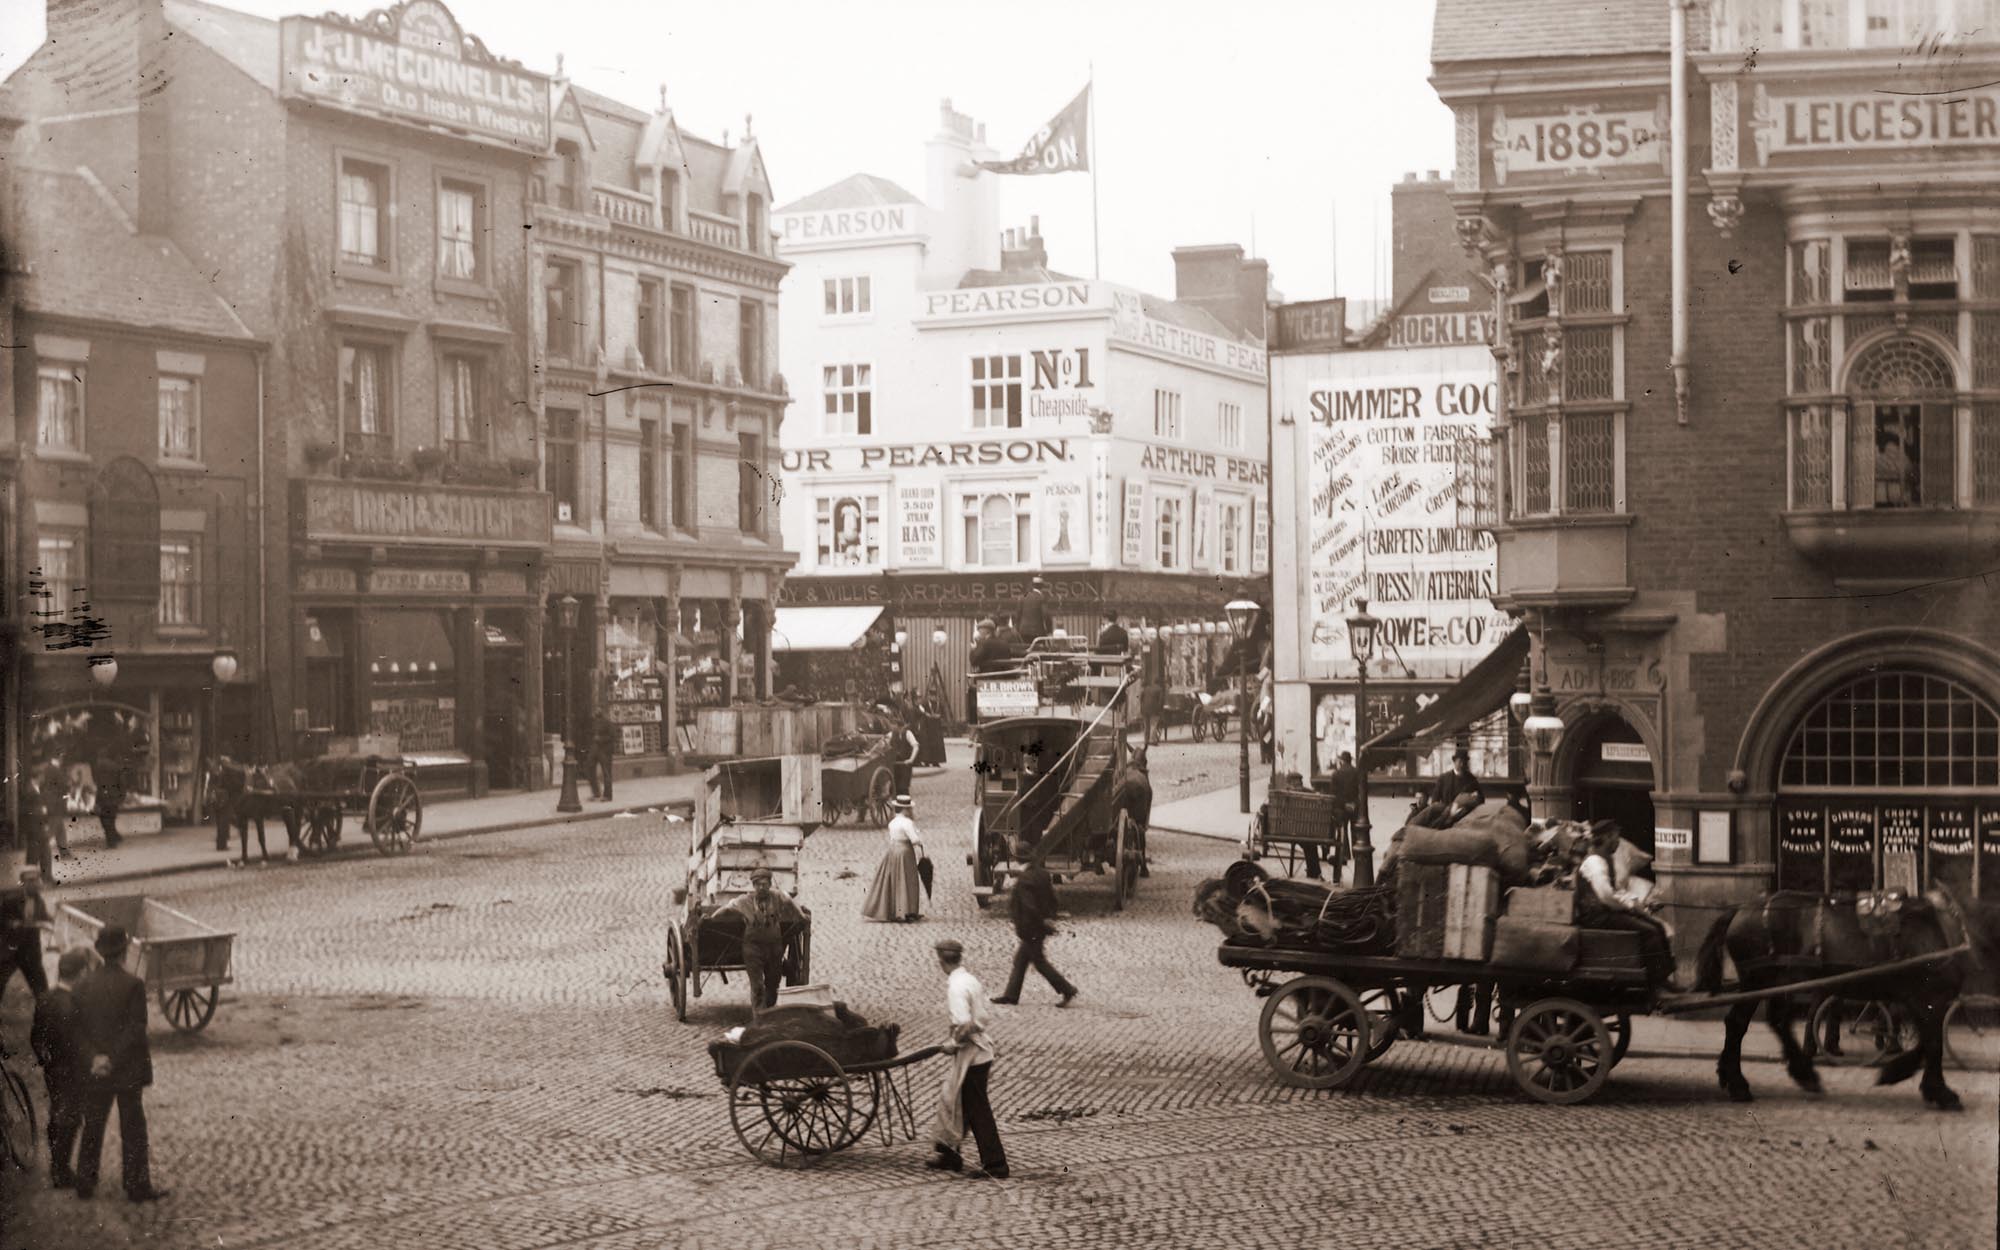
[280,1,551,154]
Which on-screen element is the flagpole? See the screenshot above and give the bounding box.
[1088,63,1100,280]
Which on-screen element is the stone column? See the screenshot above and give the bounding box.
[725,572,744,705]
[352,609,373,746]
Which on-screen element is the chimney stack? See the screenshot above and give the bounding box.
[1170,244,1269,343]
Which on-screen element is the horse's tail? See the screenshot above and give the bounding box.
[1695,909,1737,992]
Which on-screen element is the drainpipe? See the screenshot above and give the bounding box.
[1670,0,1691,425]
[255,348,269,760]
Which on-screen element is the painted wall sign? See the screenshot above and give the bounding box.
[1111,310,1267,376]
[1028,347,1096,420]
[1137,444,1269,485]
[1490,101,1667,185]
[1386,312,1496,348]
[779,205,912,244]
[1599,742,1650,764]
[1251,497,1270,575]
[279,2,551,153]
[922,283,1095,319]
[1303,361,1508,671]
[295,481,553,547]
[1040,479,1088,565]
[1752,83,2000,163]
[1122,480,1146,566]
[297,566,359,595]
[896,484,941,567]
[778,438,1072,474]
[1655,826,1692,851]
[1273,299,1347,353]
[371,568,473,595]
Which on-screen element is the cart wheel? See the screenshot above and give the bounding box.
[1,1064,35,1171]
[864,767,895,827]
[1944,996,1998,1071]
[1257,975,1372,1089]
[838,1071,884,1150]
[728,1041,853,1167]
[367,773,422,855]
[662,925,688,1022]
[1507,997,1613,1105]
[303,801,343,855]
[1244,809,1268,861]
[1113,812,1139,911]
[1357,986,1404,1063]
[160,985,220,1033]
[1604,1012,1633,1067]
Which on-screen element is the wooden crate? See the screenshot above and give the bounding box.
[1444,864,1500,961]
[738,709,774,758]
[696,708,739,757]
[702,841,798,880]
[703,865,799,901]
[1577,929,1644,975]
[1504,885,1576,924]
[1395,862,1450,959]
[702,755,822,827]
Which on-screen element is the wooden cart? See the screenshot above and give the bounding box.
[968,650,1148,911]
[710,1027,945,1168]
[1244,786,1350,878]
[291,754,424,857]
[661,755,820,1021]
[819,733,896,828]
[55,895,237,1033]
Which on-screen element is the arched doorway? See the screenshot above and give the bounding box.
[1774,669,2000,897]
[1567,712,1657,854]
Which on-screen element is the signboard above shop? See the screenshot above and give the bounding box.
[1488,98,1669,187]
[1273,299,1347,354]
[1748,82,2000,164]
[279,1,552,154]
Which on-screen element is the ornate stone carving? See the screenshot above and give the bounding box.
[1706,194,1744,235]
[1709,80,1739,172]
[1455,215,1501,261]
[1453,107,1480,191]
[1541,246,1565,315]
[1489,106,1512,187]
[1749,84,1775,166]
[1539,324,1564,400]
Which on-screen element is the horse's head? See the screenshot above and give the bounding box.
[208,756,246,793]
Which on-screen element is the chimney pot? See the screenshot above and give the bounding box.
[1030,214,1040,235]
[1426,169,1440,180]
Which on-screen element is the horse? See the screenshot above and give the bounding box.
[208,757,305,864]
[1695,887,2000,1111]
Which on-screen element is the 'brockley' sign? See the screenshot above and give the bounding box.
[280,2,550,153]
[780,438,1073,474]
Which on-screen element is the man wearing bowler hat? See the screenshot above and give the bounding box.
[73,925,166,1201]
[720,867,805,1010]
[927,938,1007,1178]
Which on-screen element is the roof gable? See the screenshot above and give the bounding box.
[1432,0,1669,64]
[777,172,924,216]
[724,139,771,202]
[165,0,281,93]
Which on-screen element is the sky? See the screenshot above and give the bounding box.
[0,0,1456,307]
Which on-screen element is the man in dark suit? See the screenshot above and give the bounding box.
[1017,577,1050,644]
[990,842,1076,1006]
[1428,748,1484,809]
[1094,611,1129,655]
[2,867,51,999]
[587,703,616,801]
[32,947,92,1188]
[1305,750,1361,882]
[72,926,166,1202]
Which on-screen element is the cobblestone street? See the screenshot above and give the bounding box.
[4,742,1995,1249]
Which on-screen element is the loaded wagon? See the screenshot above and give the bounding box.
[969,648,1148,911]
[55,895,236,1033]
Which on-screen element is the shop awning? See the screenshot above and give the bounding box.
[770,605,883,653]
[1364,626,1529,753]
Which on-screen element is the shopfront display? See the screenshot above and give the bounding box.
[607,608,666,755]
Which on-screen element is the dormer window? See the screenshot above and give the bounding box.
[554,140,583,210]
[660,170,681,232]
[745,193,766,255]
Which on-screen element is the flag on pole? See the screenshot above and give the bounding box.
[977,85,1091,176]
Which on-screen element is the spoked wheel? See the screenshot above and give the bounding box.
[1257,975,1372,1089]
[1244,809,1267,861]
[838,1072,884,1151]
[302,801,343,855]
[1507,997,1613,1105]
[367,773,422,855]
[863,767,895,828]
[1190,706,1212,742]
[1944,996,1999,1071]
[160,985,220,1033]
[662,925,689,1022]
[1605,1012,1633,1067]
[785,918,813,987]
[728,1041,854,1167]
[1113,812,1139,911]
[1810,996,1918,1066]
[1,1065,35,1170]
[1356,986,1405,1062]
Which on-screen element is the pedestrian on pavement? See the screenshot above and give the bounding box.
[1140,671,1166,748]
[991,841,1076,1007]
[31,757,69,879]
[1307,750,1361,883]
[1094,610,1129,655]
[587,702,616,802]
[926,938,1007,1179]
[73,925,167,1202]
[719,868,805,1011]
[31,947,92,1188]
[2,867,52,1001]
[889,715,920,796]
[863,796,926,923]
[1017,576,1050,645]
[93,739,134,849]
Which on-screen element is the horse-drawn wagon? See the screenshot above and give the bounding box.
[209,753,422,859]
[662,755,820,1021]
[818,732,896,827]
[968,649,1149,911]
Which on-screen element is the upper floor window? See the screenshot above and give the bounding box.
[1506,245,1626,518]
[972,355,1022,429]
[158,375,199,461]
[338,158,389,269]
[963,491,1031,567]
[339,342,391,456]
[544,260,581,359]
[440,352,485,449]
[660,170,682,230]
[553,140,583,210]
[639,418,660,531]
[1711,0,1986,51]
[817,494,883,567]
[1218,401,1243,449]
[637,278,664,372]
[36,532,82,617]
[671,418,693,529]
[547,407,581,524]
[37,364,83,452]
[822,363,873,436]
[1155,493,1186,569]
[824,276,872,317]
[738,431,764,533]
[1218,498,1246,574]
[158,537,199,627]
[1153,390,1183,440]
[437,180,481,282]
[670,283,697,377]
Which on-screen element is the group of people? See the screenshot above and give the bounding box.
[3,870,164,1202]
[25,744,139,878]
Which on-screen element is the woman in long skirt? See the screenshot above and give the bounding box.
[862,795,925,922]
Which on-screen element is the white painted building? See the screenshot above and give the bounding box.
[771,102,1272,712]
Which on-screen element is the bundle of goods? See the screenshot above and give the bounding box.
[1193,861,1395,953]
[1388,800,1547,962]
[709,998,899,1084]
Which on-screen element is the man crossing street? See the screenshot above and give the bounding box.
[990,843,1077,1007]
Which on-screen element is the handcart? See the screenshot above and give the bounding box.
[55,895,236,1033]
[819,733,896,827]
[711,1032,946,1167]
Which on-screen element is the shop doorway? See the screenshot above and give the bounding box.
[1569,713,1657,854]
[483,614,529,789]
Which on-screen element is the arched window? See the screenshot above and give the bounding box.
[1845,335,1956,508]
[1775,668,2000,897]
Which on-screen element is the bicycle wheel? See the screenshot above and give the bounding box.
[1,1065,35,1171]
[1945,996,2000,1071]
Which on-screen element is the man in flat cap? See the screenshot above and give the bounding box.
[73,925,166,1201]
[927,938,1007,1179]
[720,867,806,1011]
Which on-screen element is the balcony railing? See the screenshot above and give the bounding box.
[593,186,658,230]
[1710,0,2000,52]
[688,210,742,250]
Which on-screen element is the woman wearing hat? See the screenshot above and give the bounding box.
[863,795,926,923]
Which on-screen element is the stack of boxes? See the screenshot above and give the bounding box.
[686,755,822,905]
[1394,862,1501,961]
[1489,884,1579,974]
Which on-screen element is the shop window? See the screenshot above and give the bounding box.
[38,363,84,452]
[637,278,664,372]
[821,363,873,436]
[544,260,581,359]
[1218,401,1242,449]
[547,407,581,524]
[440,352,486,451]
[158,375,199,461]
[639,419,660,531]
[971,355,1022,429]
[671,420,693,529]
[962,491,1031,567]
[823,275,872,317]
[738,299,764,388]
[437,180,481,282]
[1153,389,1183,439]
[670,283,696,376]
[1155,494,1186,570]
[368,610,459,752]
[35,531,82,616]
[158,537,199,627]
[339,342,392,457]
[817,494,882,567]
[1218,500,1245,573]
[338,157,389,270]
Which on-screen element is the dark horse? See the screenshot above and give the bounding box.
[1695,888,1998,1110]
[208,757,305,863]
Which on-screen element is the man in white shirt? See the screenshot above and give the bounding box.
[926,938,1007,1179]
[1576,821,1682,991]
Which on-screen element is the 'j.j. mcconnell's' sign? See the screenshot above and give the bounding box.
[280,1,551,154]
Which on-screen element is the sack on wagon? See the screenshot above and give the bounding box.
[1397,800,1534,884]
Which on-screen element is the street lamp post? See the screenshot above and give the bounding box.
[1346,599,1381,887]
[1225,600,1260,816]
[556,595,583,814]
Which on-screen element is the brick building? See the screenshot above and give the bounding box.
[528,80,794,776]
[8,0,554,795]
[1431,0,2000,938]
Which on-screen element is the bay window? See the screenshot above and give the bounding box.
[1505,244,1626,518]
